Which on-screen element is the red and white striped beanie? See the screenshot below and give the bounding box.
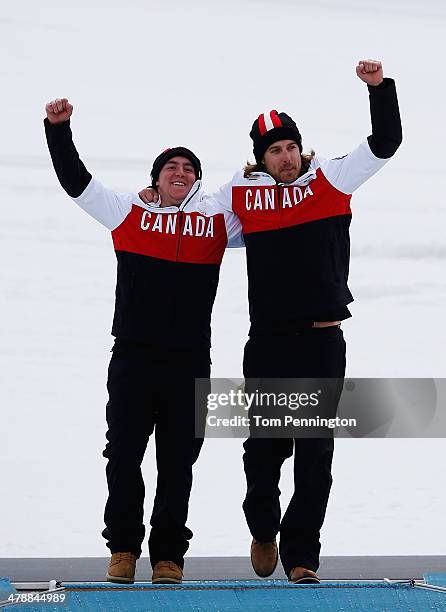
[250,110,302,163]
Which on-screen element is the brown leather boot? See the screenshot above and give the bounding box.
[250,538,278,577]
[289,566,320,584]
[152,560,183,584]
[106,552,137,583]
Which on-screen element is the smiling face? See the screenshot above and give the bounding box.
[262,139,302,184]
[156,156,197,206]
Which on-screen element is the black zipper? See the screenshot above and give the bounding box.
[175,210,184,261]
[175,182,200,261]
[276,182,282,228]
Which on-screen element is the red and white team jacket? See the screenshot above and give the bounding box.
[210,79,402,335]
[211,79,401,336]
[45,119,242,348]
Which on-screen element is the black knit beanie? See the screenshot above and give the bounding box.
[250,110,302,163]
[150,147,202,188]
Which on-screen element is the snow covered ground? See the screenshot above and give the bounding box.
[1,0,445,559]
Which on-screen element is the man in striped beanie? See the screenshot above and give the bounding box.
[230,60,402,584]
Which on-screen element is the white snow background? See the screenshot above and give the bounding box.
[1,0,445,560]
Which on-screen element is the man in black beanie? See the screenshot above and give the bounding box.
[150,146,202,189]
[44,98,242,584]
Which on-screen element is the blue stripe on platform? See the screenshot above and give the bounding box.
[64,579,391,589]
[5,580,446,611]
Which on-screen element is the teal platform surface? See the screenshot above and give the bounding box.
[425,573,446,587]
[2,578,446,611]
[0,578,15,601]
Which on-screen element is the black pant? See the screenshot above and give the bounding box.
[101,339,210,569]
[242,327,346,576]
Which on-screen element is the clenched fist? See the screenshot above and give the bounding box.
[139,187,159,204]
[356,60,383,86]
[45,98,73,124]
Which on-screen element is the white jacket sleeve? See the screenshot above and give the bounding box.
[319,141,390,196]
[205,172,244,247]
[71,178,144,231]
[225,209,245,248]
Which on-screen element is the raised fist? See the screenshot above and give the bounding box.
[356,60,383,86]
[45,98,73,124]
